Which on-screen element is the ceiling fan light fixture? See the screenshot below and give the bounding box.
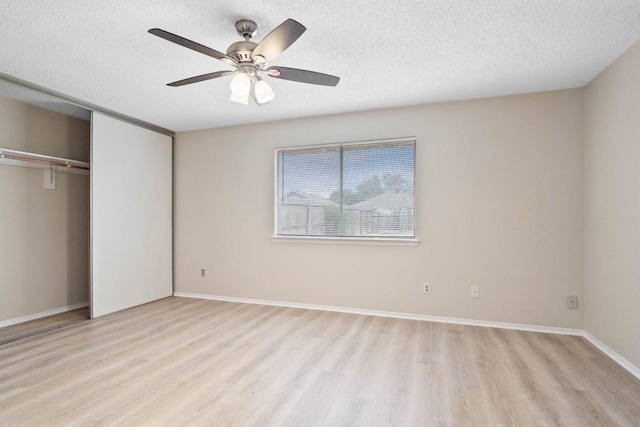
[150,18,340,106]
[254,77,275,104]
[230,92,249,105]
[230,72,251,96]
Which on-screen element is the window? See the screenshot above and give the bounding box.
[275,138,415,240]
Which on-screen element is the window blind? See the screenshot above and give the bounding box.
[276,138,415,238]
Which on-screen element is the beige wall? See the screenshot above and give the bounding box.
[584,40,640,367]
[0,97,90,322]
[174,89,584,329]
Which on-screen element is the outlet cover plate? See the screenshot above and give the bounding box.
[471,285,480,298]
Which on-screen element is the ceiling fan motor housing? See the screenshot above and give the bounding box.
[226,40,258,63]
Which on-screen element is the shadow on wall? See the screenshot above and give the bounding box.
[66,173,90,306]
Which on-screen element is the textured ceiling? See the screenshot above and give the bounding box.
[1,0,639,132]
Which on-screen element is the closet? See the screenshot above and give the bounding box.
[0,94,90,342]
[0,80,173,342]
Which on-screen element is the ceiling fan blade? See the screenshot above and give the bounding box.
[266,66,340,86]
[149,28,236,65]
[251,19,306,62]
[167,71,234,87]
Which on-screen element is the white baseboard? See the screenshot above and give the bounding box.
[173,292,583,336]
[0,301,89,329]
[175,292,640,380]
[582,331,640,380]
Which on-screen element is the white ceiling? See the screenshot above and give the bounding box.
[1,0,639,132]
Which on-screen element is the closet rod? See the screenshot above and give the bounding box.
[0,148,89,171]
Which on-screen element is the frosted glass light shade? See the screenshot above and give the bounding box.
[230,92,249,105]
[254,79,275,104]
[230,73,251,96]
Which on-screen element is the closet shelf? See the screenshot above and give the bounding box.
[0,147,89,175]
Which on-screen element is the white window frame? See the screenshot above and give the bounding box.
[272,137,419,246]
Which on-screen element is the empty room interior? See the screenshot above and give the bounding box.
[1,1,639,425]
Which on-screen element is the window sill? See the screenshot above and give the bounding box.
[270,235,420,246]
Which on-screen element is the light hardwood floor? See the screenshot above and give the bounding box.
[0,307,89,345]
[0,297,638,426]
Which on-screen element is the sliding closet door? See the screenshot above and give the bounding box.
[91,113,172,318]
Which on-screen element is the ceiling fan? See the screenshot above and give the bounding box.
[148,18,340,105]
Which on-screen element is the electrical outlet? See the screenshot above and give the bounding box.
[201,269,206,277]
[423,283,431,294]
[567,295,578,309]
[471,285,480,298]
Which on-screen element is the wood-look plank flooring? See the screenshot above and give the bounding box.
[0,307,89,345]
[0,297,638,426]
